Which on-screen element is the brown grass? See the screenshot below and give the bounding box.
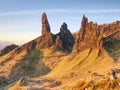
[61,76,120,90]
[3,47,120,90]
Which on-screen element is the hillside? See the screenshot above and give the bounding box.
[0,13,120,90]
[6,47,120,90]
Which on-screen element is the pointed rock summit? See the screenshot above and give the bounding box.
[57,22,75,52]
[79,15,88,40]
[41,12,51,35]
[37,13,54,48]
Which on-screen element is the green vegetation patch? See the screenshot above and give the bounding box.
[103,39,120,62]
[9,49,51,79]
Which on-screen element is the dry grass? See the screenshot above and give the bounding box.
[3,46,120,90]
[6,75,120,90]
[7,78,28,90]
[61,76,120,90]
[5,48,120,90]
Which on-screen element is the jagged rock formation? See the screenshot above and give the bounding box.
[55,23,75,52]
[0,44,18,56]
[73,15,120,52]
[39,13,120,52]
[37,13,74,52]
[41,12,51,36]
[37,12,54,48]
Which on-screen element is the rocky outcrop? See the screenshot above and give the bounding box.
[37,13,75,52]
[41,12,51,36]
[73,15,120,52]
[78,15,88,40]
[37,13,54,48]
[38,13,120,52]
[55,23,75,52]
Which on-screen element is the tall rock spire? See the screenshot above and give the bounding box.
[37,12,54,48]
[79,15,88,40]
[41,12,51,35]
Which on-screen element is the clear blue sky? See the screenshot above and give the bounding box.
[0,0,120,45]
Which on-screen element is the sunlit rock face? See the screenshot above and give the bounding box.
[73,15,120,52]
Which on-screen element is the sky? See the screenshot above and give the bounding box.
[0,0,120,45]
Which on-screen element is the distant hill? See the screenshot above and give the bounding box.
[0,41,13,50]
[0,44,19,56]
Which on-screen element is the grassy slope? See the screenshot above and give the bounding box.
[5,40,120,90]
[11,47,119,90]
[46,48,119,89]
[0,48,27,78]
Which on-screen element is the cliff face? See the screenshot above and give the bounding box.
[73,15,120,52]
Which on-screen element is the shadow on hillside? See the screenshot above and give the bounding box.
[103,38,120,62]
[28,79,61,89]
[1,49,51,87]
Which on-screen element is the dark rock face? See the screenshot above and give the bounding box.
[56,22,75,52]
[73,15,120,52]
[0,44,18,56]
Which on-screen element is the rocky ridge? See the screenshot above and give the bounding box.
[73,15,120,52]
